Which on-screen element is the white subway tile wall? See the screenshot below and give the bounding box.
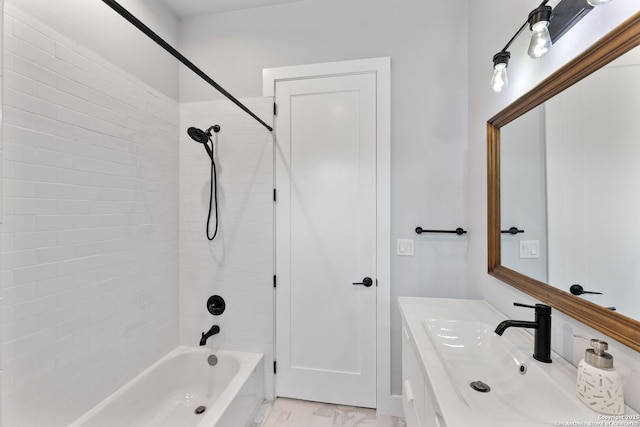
[2,5,180,426]
[179,98,274,398]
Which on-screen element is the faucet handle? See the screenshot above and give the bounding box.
[514,302,552,315]
[513,302,536,309]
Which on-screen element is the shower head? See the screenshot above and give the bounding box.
[186,125,220,161]
[187,127,211,144]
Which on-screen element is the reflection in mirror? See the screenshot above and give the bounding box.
[487,11,640,352]
[547,45,640,320]
[500,46,640,321]
[501,103,548,284]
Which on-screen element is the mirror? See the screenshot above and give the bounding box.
[488,11,640,352]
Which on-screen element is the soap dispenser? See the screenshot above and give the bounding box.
[575,337,624,414]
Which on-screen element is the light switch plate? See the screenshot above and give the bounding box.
[520,240,540,259]
[397,239,414,256]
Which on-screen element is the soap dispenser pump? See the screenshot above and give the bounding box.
[575,337,624,414]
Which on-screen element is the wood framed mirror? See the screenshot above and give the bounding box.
[487,11,640,352]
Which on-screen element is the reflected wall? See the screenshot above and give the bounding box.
[545,47,640,319]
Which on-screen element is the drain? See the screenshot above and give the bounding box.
[470,380,491,393]
[207,355,218,366]
[519,363,527,375]
[195,405,206,415]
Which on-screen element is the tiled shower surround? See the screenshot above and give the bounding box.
[1,4,276,426]
[179,99,275,397]
[1,6,180,426]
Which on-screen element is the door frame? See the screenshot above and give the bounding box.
[263,57,398,416]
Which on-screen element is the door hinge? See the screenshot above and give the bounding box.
[273,102,277,116]
[273,361,277,374]
[273,188,277,202]
[273,275,277,288]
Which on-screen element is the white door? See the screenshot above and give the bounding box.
[274,73,377,408]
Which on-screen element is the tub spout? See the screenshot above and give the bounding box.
[200,325,220,346]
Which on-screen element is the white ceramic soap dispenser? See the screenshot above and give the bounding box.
[575,337,624,414]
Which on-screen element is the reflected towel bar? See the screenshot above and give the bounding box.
[501,227,525,234]
[415,227,467,235]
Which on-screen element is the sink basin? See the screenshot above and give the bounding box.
[423,319,594,424]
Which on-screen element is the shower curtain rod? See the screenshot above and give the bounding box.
[101,0,273,132]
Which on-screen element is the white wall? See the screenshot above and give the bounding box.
[178,0,469,398]
[179,97,274,398]
[9,0,180,100]
[468,0,640,412]
[1,4,180,425]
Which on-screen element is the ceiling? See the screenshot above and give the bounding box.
[160,0,302,18]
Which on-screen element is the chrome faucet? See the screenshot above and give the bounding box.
[495,302,552,363]
[200,324,220,346]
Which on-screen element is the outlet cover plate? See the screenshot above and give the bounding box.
[397,239,414,256]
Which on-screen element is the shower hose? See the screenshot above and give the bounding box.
[207,145,219,241]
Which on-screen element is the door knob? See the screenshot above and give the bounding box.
[352,277,373,287]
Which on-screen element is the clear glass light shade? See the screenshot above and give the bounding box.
[587,0,612,5]
[528,21,552,58]
[490,63,508,93]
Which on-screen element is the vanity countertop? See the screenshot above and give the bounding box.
[398,297,638,427]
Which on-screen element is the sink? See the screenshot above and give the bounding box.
[422,319,595,424]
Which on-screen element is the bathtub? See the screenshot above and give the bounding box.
[70,346,264,427]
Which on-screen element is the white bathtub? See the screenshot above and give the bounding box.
[70,346,264,427]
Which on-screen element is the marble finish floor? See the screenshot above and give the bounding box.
[259,398,406,427]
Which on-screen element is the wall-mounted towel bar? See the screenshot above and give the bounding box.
[415,227,467,235]
[501,227,525,234]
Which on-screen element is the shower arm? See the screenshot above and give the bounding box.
[101,0,273,133]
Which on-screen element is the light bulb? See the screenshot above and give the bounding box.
[490,51,510,93]
[490,63,508,93]
[528,21,552,58]
[587,0,612,5]
[527,5,553,59]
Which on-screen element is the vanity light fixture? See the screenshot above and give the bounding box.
[490,0,614,93]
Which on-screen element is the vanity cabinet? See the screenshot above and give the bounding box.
[401,324,445,427]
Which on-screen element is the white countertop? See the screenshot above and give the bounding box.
[398,297,638,427]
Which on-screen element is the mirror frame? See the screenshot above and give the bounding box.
[487,11,640,352]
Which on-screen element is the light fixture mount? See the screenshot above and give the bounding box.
[528,5,552,29]
[548,0,594,42]
[493,51,511,67]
